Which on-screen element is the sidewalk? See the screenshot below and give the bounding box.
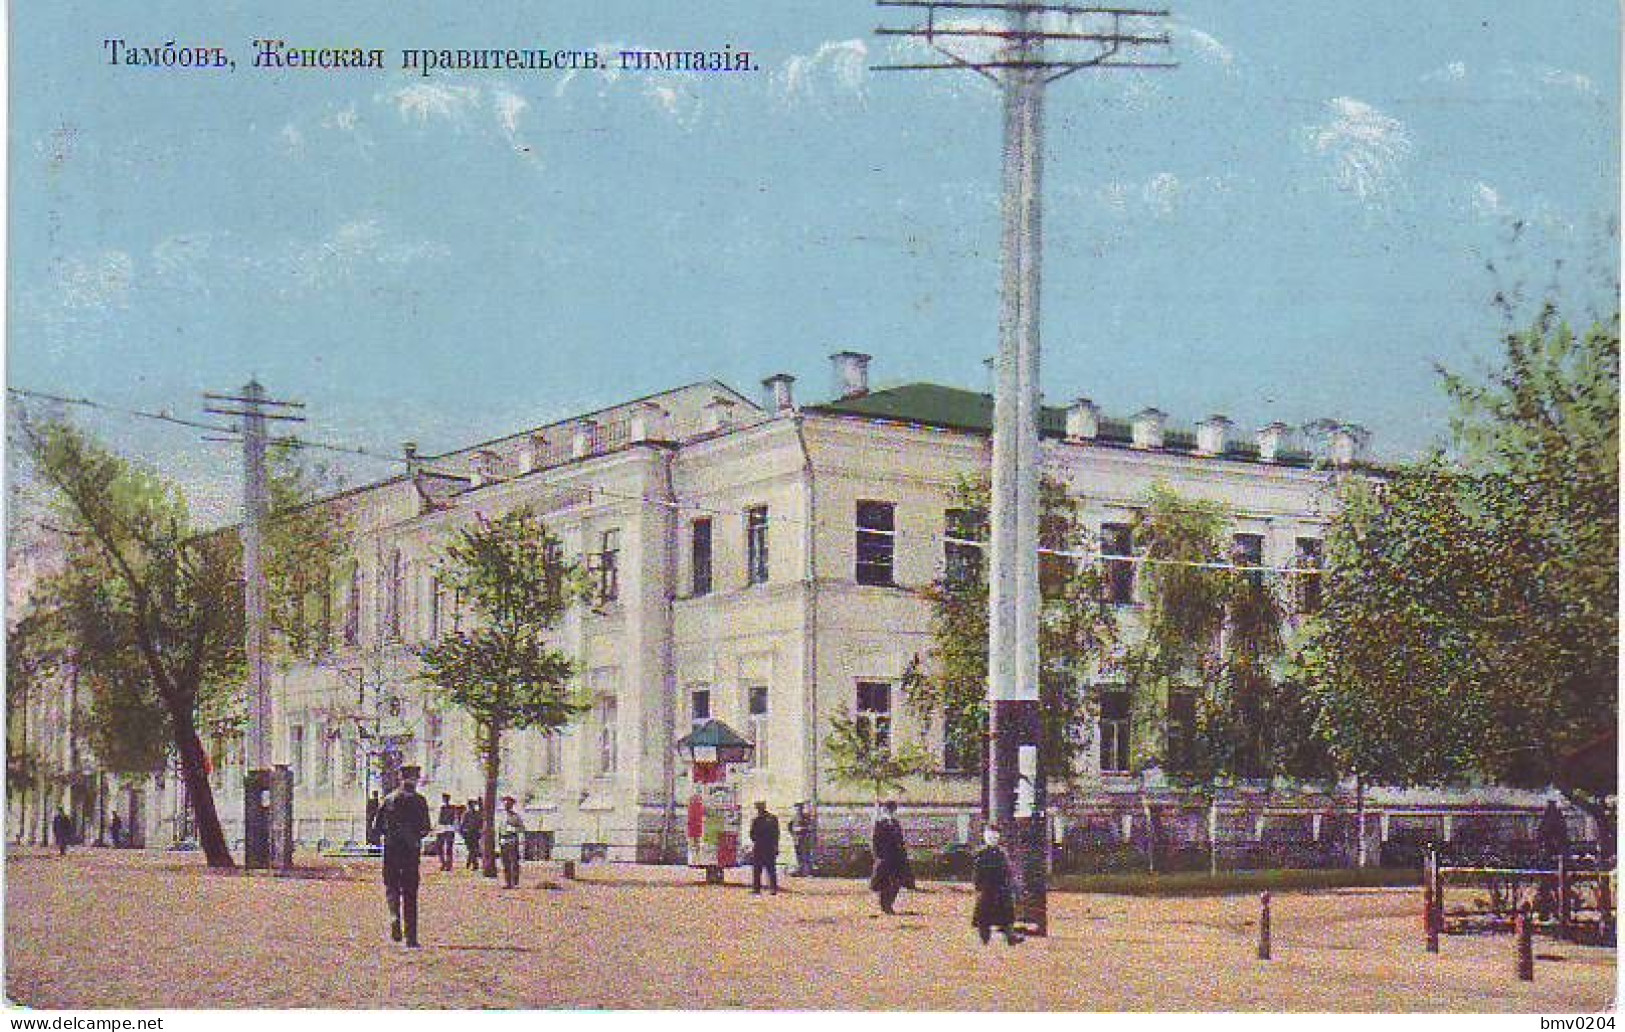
[4,846,1615,1011]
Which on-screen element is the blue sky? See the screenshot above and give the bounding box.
[9,1,1619,522]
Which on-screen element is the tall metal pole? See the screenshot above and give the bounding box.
[874,0,1174,937]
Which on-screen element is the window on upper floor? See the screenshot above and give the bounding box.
[1294,537,1323,614]
[690,686,711,726]
[594,529,621,605]
[745,506,770,586]
[289,724,306,786]
[596,696,619,775]
[383,550,404,641]
[342,562,362,646]
[1100,524,1135,605]
[855,501,897,586]
[943,507,986,589]
[691,518,713,597]
[1232,533,1265,589]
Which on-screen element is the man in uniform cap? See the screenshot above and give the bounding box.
[371,765,432,947]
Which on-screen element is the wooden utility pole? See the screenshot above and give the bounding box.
[874,0,1174,936]
[205,381,304,868]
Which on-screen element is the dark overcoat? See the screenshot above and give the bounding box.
[869,816,914,891]
[373,788,431,876]
[750,812,780,859]
[972,844,1016,929]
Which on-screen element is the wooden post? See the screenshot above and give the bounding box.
[1423,844,1440,953]
[562,860,576,880]
[1515,904,1534,982]
[1598,869,1615,946]
[1557,853,1571,941]
[1257,891,1272,960]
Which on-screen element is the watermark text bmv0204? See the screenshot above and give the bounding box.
[1540,1018,1616,1029]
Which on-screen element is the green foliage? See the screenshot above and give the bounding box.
[263,443,346,658]
[1297,308,1618,817]
[414,507,585,875]
[903,475,1115,786]
[15,416,244,867]
[822,707,933,804]
[1127,485,1331,784]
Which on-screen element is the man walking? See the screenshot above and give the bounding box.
[435,793,458,872]
[372,766,431,947]
[51,808,75,857]
[459,798,483,871]
[870,801,913,915]
[749,801,780,895]
[497,796,526,888]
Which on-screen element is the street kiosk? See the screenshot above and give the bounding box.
[676,719,755,884]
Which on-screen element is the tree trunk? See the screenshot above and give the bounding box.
[481,721,501,879]
[154,678,234,868]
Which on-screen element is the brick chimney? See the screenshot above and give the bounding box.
[1257,422,1291,463]
[762,373,797,413]
[1065,398,1100,441]
[1196,415,1233,456]
[829,351,871,399]
[1130,408,1167,450]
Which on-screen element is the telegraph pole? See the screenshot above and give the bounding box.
[874,0,1174,935]
[205,381,305,868]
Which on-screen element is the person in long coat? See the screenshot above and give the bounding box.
[972,827,1022,945]
[869,800,913,915]
[749,801,781,895]
[371,767,432,947]
[51,808,75,857]
[459,799,483,871]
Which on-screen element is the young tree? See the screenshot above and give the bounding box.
[1297,308,1618,836]
[902,476,1116,788]
[822,707,933,805]
[16,417,245,867]
[1127,485,1330,784]
[414,508,584,878]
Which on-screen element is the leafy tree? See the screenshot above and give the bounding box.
[902,476,1115,788]
[1297,307,1618,835]
[15,417,244,867]
[822,707,933,804]
[414,508,584,877]
[1126,485,1331,784]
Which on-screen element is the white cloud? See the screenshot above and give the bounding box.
[643,82,704,127]
[492,89,527,139]
[1422,60,1468,83]
[1302,97,1412,207]
[778,39,869,104]
[279,123,304,151]
[1176,24,1236,74]
[1471,181,1503,218]
[322,103,359,133]
[56,250,134,311]
[386,83,481,124]
[1535,66,1597,95]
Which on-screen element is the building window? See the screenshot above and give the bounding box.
[597,697,618,775]
[855,501,897,586]
[747,685,769,770]
[424,711,444,783]
[316,728,333,788]
[289,725,306,786]
[1166,689,1195,773]
[944,507,986,588]
[595,529,621,604]
[342,562,361,646]
[1233,532,1265,588]
[1101,524,1135,604]
[1294,537,1323,614]
[691,518,713,597]
[342,733,359,788]
[428,577,442,640]
[690,686,711,725]
[384,550,403,641]
[540,732,561,777]
[1099,689,1131,774]
[745,506,770,585]
[856,681,892,753]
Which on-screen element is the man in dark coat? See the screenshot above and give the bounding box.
[749,801,780,895]
[972,828,1022,945]
[869,800,913,914]
[459,799,483,871]
[51,808,75,857]
[435,793,458,872]
[371,767,431,947]
[109,812,124,849]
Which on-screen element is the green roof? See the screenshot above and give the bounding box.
[807,383,1316,466]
